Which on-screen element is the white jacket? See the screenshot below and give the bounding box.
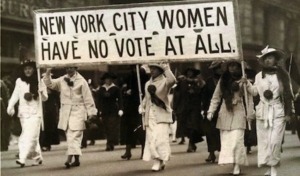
[7,78,48,118]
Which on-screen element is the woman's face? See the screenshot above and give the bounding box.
[228,63,242,77]
[24,66,35,77]
[104,78,113,85]
[263,55,277,67]
[150,66,162,79]
[66,67,76,77]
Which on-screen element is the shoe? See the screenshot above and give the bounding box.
[151,160,161,172]
[205,153,216,163]
[65,162,71,169]
[16,160,25,168]
[88,140,95,146]
[81,145,87,149]
[121,153,132,160]
[264,169,271,176]
[232,166,241,176]
[32,158,43,166]
[178,140,185,145]
[187,144,197,153]
[42,147,51,151]
[160,160,166,170]
[70,161,80,167]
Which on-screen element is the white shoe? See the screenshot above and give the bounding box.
[271,166,277,176]
[232,164,240,175]
[264,169,271,176]
[32,157,43,166]
[151,160,161,172]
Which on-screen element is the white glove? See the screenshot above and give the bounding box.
[7,106,15,116]
[138,105,145,115]
[118,110,124,117]
[160,63,170,71]
[207,113,214,121]
[38,82,46,92]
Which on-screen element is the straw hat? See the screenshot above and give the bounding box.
[148,63,164,73]
[256,45,285,60]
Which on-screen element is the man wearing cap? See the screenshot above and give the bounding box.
[44,67,97,168]
[245,46,294,176]
[139,63,176,171]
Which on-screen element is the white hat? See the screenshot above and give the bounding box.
[148,63,164,72]
[256,45,285,60]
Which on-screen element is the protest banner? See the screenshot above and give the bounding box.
[33,0,242,67]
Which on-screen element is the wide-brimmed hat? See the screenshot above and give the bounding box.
[101,72,117,80]
[148,63,164,72]
[209,61,223,69]
[256,45,285,60]
[21,59,36,69]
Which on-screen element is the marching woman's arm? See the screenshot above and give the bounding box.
[207,79,222,120]
[7,78,21,116]
[39,79,48,101]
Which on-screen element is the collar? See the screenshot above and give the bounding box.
[102,83,116,91]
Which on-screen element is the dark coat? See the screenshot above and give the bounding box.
[97,85,123,116]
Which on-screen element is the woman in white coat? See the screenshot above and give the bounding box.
[207,61,254,176]
[245,46,294,176]
[7,60,48,167]
[44,67,97,168]
[139,63,176,172]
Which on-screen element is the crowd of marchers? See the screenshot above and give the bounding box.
[2,45,300,176]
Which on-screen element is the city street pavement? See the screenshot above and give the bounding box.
[1,132,300,176]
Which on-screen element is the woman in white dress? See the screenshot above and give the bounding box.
[139,63,176,171]
[7,60,48,167]
[207,61,254,175]
[245,46,294,176]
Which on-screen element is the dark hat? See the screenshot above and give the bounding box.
[226,60,252,70]
[21,59,36,68]
[184,68,201,77]
[256,45,285,61]
[101,72,117,80]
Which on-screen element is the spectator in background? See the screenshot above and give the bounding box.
[40,73,60,151]
[1,79,11,151]
[7,60,48,167]
[120,65,148,160]
[97,72,123,151]
[139,63,176,171]
[44,67,97,169]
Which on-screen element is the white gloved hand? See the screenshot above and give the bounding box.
[38,82,46,92]
[118,110,124,117]
[7,106,15,116]
[160,63,170,71]
[207,113,214,121]
[138,105,145,115]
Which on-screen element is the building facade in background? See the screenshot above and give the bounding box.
[1,0,300,87]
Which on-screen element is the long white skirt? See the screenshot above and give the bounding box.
[143,118,171,162]
[19,116,42,162]
[257,117,285,167]
[66,129,83,155]
[218,129,248,165]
